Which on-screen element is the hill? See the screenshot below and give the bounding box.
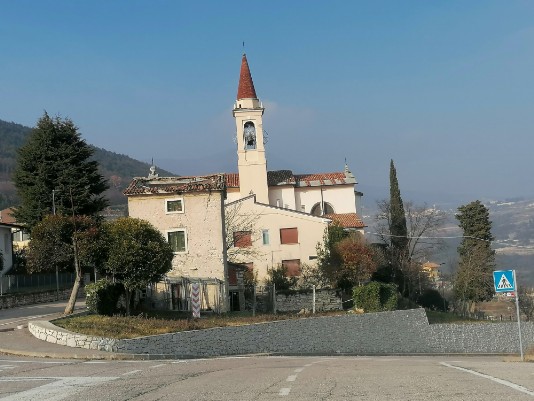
[0,118,177,210]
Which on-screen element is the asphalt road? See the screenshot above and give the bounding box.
[0,300,86,330]
[0,355,532,400]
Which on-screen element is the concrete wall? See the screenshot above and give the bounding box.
[30,309,534,358]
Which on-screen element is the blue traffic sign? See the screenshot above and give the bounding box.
[493,270,516,293]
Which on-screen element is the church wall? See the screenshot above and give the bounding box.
[127,192,227,281]
[267,186,297,210]
[295,185,357,214]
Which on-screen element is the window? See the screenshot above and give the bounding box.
[310,202,334,216]
[262,229,270,245]
[282,259,301,277]
[280,227,298,244]
[166,198,184,214]
[233,231,252,247]
[243,121,256,150]
[168,230,187,253]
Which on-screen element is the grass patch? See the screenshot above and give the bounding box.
[53,310,345,339]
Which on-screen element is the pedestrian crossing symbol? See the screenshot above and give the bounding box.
[493,270,516,293]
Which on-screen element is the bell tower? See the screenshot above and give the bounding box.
[233,54,269,203]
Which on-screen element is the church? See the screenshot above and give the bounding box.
[125,54,365,312]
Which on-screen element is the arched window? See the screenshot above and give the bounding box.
[310,202,334,216]
[243,121,256,150]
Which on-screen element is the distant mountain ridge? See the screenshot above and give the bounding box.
[0,118,177,209]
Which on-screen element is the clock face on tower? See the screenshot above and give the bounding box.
[244,121,256,150]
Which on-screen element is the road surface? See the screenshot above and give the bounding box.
[0,355,532,400]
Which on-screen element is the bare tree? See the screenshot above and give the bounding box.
[224,201,263,263]
[374,200,447,299]
[375,200,447,261]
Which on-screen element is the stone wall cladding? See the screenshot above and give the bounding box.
[0,288,80,310]
[30,309,534,358]
[275,290,342,312]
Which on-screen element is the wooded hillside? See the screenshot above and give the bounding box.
[0,118,177,209]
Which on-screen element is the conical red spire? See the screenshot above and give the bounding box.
[237,53,257,100]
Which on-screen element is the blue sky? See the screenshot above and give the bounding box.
[2,1,534,206]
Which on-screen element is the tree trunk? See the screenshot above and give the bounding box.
[125,288,131,316]
[64,238,83,314]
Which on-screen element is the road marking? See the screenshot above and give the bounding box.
[0,376,117,400]
[294,367,304,373]
[0,365,16,369]
[440,362,534,396]
[122,370,142,376]
[149,364,166,369]
[279,387,291,396]
[84,361,107,364]
[286,375,297,382]
[0,360,70,365]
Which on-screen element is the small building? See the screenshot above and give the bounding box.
[124,172,229,312]
[0,222,22,275]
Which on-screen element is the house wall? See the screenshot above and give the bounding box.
[295,185,356,215]
[227,197,329,282]
[127,192,226,281]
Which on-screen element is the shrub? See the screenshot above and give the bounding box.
[418,289,448,311]
[266,264,298,292]
[353,281,398,312]
[86,278,125,316]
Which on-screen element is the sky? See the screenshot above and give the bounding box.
[2,1,534,208]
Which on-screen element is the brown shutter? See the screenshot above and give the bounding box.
[282,259,301,277]
[233,231,252,247]
[280,227,298,244]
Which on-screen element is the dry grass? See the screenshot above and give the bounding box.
[53,310,345,339]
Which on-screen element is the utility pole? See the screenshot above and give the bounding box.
[52,189,60,300]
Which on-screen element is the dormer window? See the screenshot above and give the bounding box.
[244,121,256,150]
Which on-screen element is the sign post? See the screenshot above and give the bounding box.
[493,270,523,361]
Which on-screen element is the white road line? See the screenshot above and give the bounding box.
[286,375,297,382]
[440,362,534,397]
[149,364,166,369]
[84,361,107,364]
[0,365,16,369]
[294,367,304,373]
[0,360,70,364]
[0,376,117,401]
[279,387,291,396]
[122,370,143,376]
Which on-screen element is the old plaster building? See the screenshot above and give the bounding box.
[125,54,365,312]
[124,172,228,311]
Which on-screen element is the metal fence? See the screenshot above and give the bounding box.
[0,273,76,296]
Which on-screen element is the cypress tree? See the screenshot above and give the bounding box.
[389,159,408,257]
[13,112,109,230]
[454,200,495,311]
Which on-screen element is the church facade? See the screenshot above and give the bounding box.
[224,54,364,282]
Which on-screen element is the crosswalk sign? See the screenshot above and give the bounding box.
[493,270,516,293]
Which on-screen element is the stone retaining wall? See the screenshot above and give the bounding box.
[275,290,342,312]
[0,288,79,309]
[30,309,534,358]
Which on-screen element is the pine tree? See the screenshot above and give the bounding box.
[13,113,109,229]
[454,200,495,312]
